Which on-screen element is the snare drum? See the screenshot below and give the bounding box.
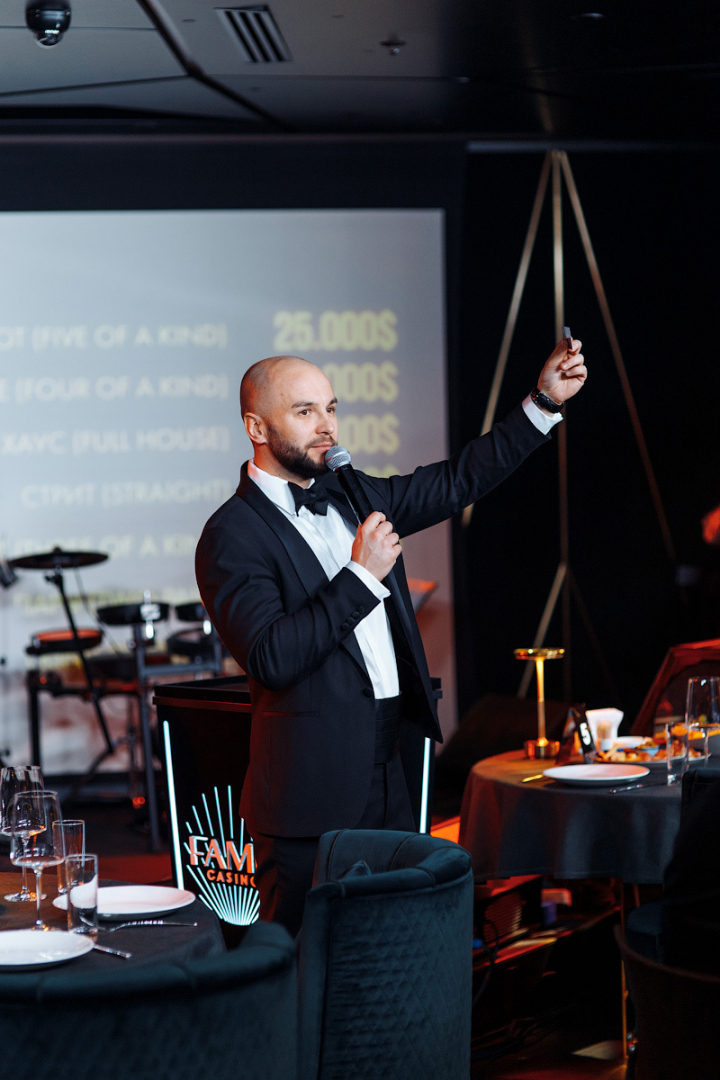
[174,601,207,623]
[167,627,215,662]
[26,628,103,656]
[96,602,170,626]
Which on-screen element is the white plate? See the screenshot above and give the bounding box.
[543,764,650,786]
[612,736,655,751]
[0,929,93,969]
[642,753,708,772]
[53,885,196,921]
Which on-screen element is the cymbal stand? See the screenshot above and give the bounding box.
[45,563,115,773]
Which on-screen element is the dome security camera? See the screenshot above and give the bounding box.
[26,1,71,47]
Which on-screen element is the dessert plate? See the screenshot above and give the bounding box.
[0,929,93,968]
[543,764,649,786]
[54,885,195,921]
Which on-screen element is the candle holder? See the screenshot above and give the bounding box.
[514,647,565,759]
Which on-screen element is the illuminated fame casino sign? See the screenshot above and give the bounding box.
[183,785,260,926]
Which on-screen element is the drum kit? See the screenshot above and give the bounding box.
[8,546,224,851]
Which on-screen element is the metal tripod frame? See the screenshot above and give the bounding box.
[462,150,675,701]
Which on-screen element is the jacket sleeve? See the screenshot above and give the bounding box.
[196,524,379,691]
[364,402,550,537]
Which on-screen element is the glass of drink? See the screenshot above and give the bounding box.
[666,722,689,786]
[0,766,45,902]
[53,819,85,894]
[595,719,614,752]
[686,676,720,761]
[8,789,62,930]
[65,854,98,939]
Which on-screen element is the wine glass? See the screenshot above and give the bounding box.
[685,676,720,762]
[0,766,44,902]
[9,790,62,931]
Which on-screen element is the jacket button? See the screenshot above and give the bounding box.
[362,688,374,698]
[352,610,360,618]
[340,622,349,632]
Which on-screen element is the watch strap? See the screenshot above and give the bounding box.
[531,387,564,414]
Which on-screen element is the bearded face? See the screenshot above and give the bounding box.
[265,424,335,481]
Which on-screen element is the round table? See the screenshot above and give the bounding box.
[0,873,226,979]
[459,751,682,884]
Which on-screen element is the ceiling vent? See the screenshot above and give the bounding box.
[218,7,292,63]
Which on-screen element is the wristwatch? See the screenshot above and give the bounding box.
[531,387,564,414]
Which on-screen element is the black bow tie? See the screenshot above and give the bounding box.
[289,482,329,516]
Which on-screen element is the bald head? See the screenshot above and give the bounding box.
[240,355,338,483]
[240,355,318,418]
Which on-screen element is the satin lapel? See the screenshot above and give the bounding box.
[237,468,370,681]
[326,488,359,530]
[238,469,329,599]
[321,488,373,676]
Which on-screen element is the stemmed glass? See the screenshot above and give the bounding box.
[0,766,44,902]
[686,676,720,762]
[9,790,62,931]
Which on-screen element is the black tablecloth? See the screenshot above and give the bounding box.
[459,751,683,884]
[0,876,226,980]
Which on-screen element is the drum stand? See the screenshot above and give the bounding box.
[23,552,224,851]
[42,564,115,775]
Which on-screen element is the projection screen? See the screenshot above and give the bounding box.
[0,209,454,773]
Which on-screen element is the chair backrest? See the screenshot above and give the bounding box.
[0,920,297,1080]
[617,926,720,1080]
[299,829,474,1080]
[632,638,720,735]
[680,766,720,814]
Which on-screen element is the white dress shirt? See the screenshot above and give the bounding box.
[247,396,559,700]
[521,394,563,435]
[247,460,399,698]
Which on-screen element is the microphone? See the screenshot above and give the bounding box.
[325,445,416,650]
[324,445,374,524]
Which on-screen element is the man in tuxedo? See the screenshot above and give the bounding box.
[196,340,586,934]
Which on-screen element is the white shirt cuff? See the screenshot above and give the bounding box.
[348,561,391,600]
[522,394,563,434]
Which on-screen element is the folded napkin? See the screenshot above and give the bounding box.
[586,707,624,747]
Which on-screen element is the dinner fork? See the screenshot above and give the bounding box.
[92,943,132,959]
[605,780,667,794]
[100,920,199,933]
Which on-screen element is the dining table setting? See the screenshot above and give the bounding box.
[0,873,224,975]
[459,745,684,884]
[0,765,224,982]
[459,665,720,886]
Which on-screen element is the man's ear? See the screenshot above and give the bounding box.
[244,412,267,446]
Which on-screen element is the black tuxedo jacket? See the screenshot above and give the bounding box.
[195,403,549,837]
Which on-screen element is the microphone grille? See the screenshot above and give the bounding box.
[325,445,351,471]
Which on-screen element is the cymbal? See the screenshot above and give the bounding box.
[9,546,108,570]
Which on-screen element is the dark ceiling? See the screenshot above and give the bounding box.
[0,0,716,139]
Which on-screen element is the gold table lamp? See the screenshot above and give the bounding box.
[514,647,565,758]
